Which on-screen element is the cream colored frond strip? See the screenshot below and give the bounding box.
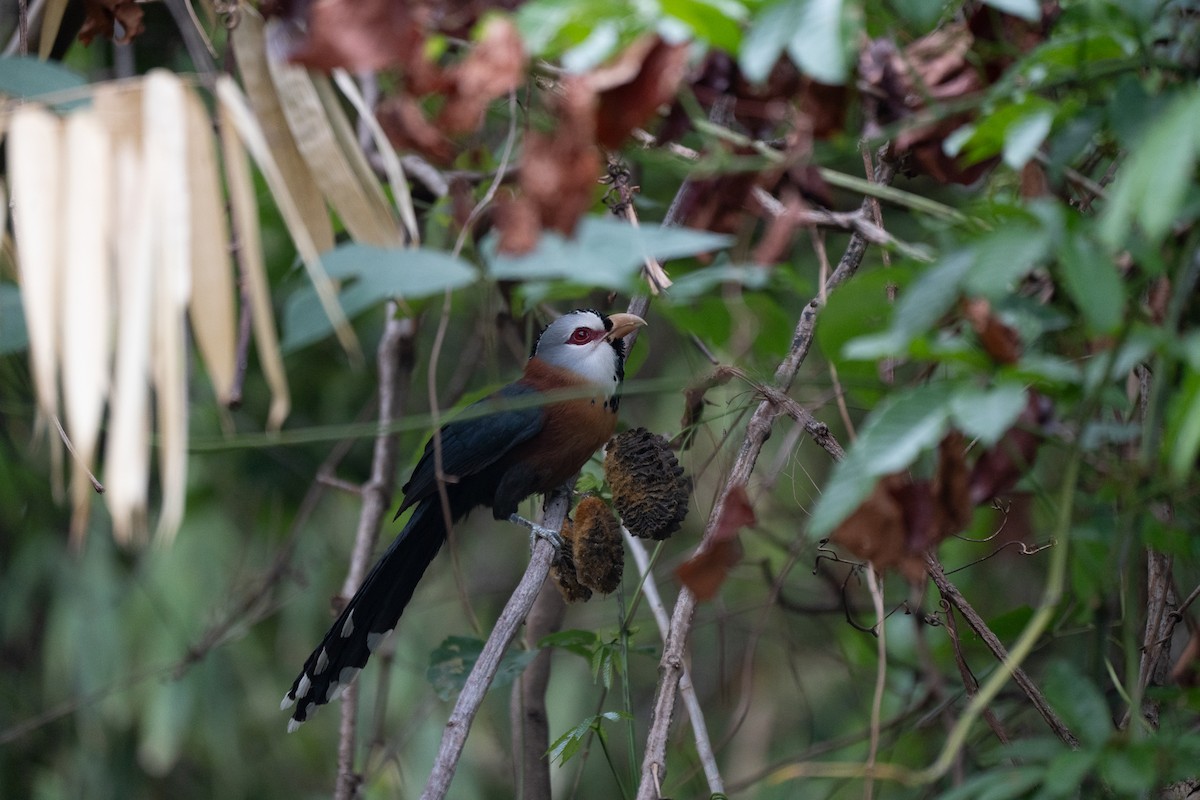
[145,70,191,545]
[8,71,292,546]
[215,75,362,364]
[229,8,334,253]
[219,100,291,431]
[62,111,113,545]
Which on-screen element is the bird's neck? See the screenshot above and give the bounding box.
[522,355,622,404]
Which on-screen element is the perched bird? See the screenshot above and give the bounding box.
[282,309,646,730]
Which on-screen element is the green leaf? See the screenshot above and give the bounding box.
[809,384,953,537]
[1043,661,1113,747]
[1100,87,1200,249]
[0,284,29,355]
[1100,741,1159,794]
[1002,109,1054,169]
[843,252,972,359]
[668,262,772,300]
[938,767,1045,800]
[1057,232,1124,332]
[485,216,732,289]
[0,56,89,111]
[948,383,1028,446]
[661,0,748,51]
[742,0,852,85]
[981,0,1040,21]
[1041,748,1100,796]
[1164,367,1200,485]
[539,628,601,661]
[546,710,631,765]
[964,222,1050,298]
[282,244,477,351]
[426,635,538,701]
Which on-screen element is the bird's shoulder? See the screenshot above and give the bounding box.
[396,381,546,512]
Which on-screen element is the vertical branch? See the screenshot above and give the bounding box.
[511,579,568,800]
[333,309,416,800]
[420,485,574,800]
[635,148,896,800]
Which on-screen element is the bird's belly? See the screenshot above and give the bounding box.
[512,396,618,492]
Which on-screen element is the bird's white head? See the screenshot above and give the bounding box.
[533,309,646,396]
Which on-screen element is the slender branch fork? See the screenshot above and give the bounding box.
[634,148,897,800]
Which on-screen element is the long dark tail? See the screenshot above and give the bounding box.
[282,501,448,730]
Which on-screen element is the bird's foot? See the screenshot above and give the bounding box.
[509,513,564,552]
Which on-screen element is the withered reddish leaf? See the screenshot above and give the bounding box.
[436,17,527,135]
[592,38,690,149]
[377,95,455,164]
[969,392,1053,504]
[715,484,756,537]
[79,0,144,45]
[519,77,600,236]
[675,484,753,600]
[962,298,1022,364]
[933,432,972,541]
[1020,161,1049,198]
[675,366,738,450]
[290,0,424,72]
[830,474,926,583]
[493,193,542,256]
[676,539,742,601]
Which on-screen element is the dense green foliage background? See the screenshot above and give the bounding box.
[2,0,1200,798]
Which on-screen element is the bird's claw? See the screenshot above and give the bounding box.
[509,514,564,552]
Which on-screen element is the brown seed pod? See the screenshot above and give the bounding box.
[552,520,593,603]
[570,495,624,594]
[604,428,690,540]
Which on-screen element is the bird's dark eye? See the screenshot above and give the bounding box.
[569,327,592,344]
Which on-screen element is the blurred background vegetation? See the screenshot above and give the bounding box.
[2,0,1200,798]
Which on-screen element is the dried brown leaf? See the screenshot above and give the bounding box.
[675,484,752,600]
[289,0,425,72]
[591,37,690,149]
[79,0,145,45]
[519,77,600,236]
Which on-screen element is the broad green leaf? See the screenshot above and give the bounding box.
[1100,87,1200,249]
[740,0,803,83]
[546,710,631,765]
[0,56,88,111]
[539,628,601,661]
[1164,367,1200,485]
[981,0,1040,20]
[426,635,539,701]
[1057,232,1124,332]
[853,383,955,474]
[668,263,772,300]
[809,384,953,537]
[948,383,1028,446]
[844,252,972,359]
[1043,661,1113,747]
[661,0,748,51]
[485,216,731,289]
[938,767,1045,800]
[1041,749,1100,797]
[1003,109,1054,169]
[282,244,477,351]
[1100,741,1159,794]
[965,222,1050,298]
[0,284,28,355]
[742,0,852,84]
[785,0,851,84]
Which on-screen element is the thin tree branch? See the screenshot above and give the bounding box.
[924,553,1079,748]
[420,484,574,800]
[511,577,567,800]
[625,531,725,797]
[333,309,415,800]
[635,147,897,800]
